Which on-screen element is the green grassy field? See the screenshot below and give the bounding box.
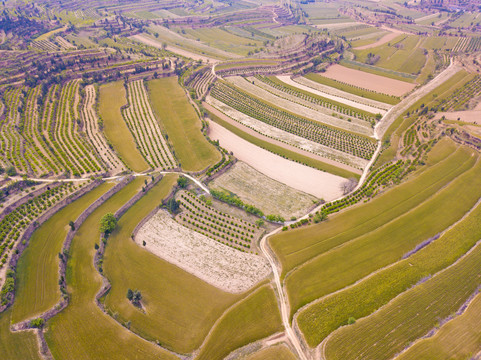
[195,285,282,360]
[103,174,243,353]
[270,139,469,274]
[181,27,263,56]
[45,178,176,360]
[98,81,149,172]
[303,73,400,105]
[11,183,114,324]
[324,227,481,360]
[0,309,41,360]
[297,174,481,346]
[286,151,481,315]
[397,292,481,360]
[353,35,426,75]
[147,77,221,172]
[340,59,417,83]
[246,345,297,360]
[206,110,359,179]
[376,70,471,168]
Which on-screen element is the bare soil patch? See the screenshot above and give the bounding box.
[135,210,271,293]
[131,34,220,63]
[435,111,481,124]
[210,161,319,219]
[207,121,345,201]
[322,64,416,97]
[354,27,405,50]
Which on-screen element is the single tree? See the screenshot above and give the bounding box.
[100,213,117,235]
[126,288,133,301]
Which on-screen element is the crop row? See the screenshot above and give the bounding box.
[0,80,108,177]
[210,82,377,160]
[176,191,261,252]
[321,160,407,215]
[466,37,481,52]
[0,182,78,267]
[255,75,377,123]
[439,75,481,111]
[82,85,124,173]
[122,80,176,170]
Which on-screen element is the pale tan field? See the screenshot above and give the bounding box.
[322,64,416,96]
[135,210,271,293]
[354,28,405,50]
[210,161,319,219]
[207,121,345,200]
[435,111,481,124]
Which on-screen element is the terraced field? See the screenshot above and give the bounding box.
[99,81,149,172]
[209,81,377,166]
[147,77,221,172]
[122,80,177,170]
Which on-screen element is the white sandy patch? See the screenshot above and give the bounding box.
[136,210,271,293]
[206,95,368,169]
[278,75,391,114]
[207,121,346,200]
[322,64,416,97]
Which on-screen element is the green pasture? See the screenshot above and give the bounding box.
[206,110,359,179]
[376,70,471,168]
[353,35,426,75]
[269,139,469,274]
[286,150,481,315]
[195,285,282,360]
[103,174,244,353]
[0,309,41,360]
[397,292,481,360]
[324,227,481,360]
[147,77,221,172]
[12,183,114,324]
[181,27,263,56]
[298,174,481,345]
[303,73,400,105]
[45,178,176,360]
[340,59,417,83]
[99,81,149,172]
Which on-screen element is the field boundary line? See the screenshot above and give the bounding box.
[292,192,481,339]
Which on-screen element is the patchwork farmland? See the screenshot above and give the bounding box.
[1,0,481,359]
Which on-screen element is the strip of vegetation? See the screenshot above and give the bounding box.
[304,73,400,105]
[211,82,376,160]
[205,110,360,179]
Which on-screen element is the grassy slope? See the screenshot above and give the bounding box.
[103,174,241,353]
[287,151,481,315]
[324,231,481,360]
[99,81,149,172]
[304,73,400,105]
[0,309,41,360]
[298,175,481,345]
[269,139,466,274]
[45,178,176,360]
[396,292,481,360]
[195,285,282,360]
[375,70,471,168]
[11,183,114,324]
[147,77,220,172]
[246,345,297,360]
[206,111,359,179]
